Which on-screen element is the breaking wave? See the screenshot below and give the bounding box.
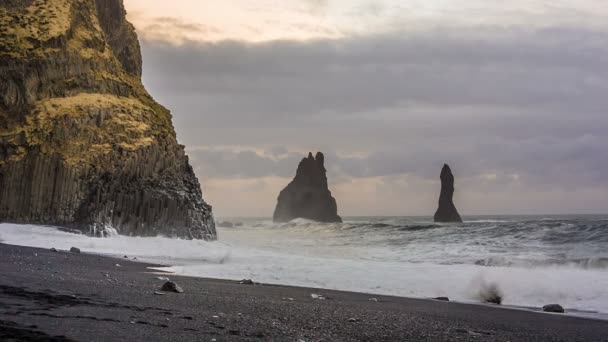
[1,214,607,317]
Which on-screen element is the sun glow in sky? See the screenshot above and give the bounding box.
[124,0,608,43]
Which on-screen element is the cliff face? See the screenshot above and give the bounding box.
[434,164,463,223]
[273,152,342,223]
[0,0,216,239]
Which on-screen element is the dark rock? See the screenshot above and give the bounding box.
[434,297,450,302]
[543,304,565,313]
[239,279,256,285]
[434,164,463,223]
[0,0,216,240]
[69,247,80,254]
[160,281,183,293]
[273,152,342,223]
[50,248,58,252]
[484,293,502,305]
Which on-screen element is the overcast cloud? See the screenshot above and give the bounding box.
[136,18,608,217]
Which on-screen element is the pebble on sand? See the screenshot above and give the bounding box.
[543,304,565,313]
[434,297,450,302]
[160,281,184,293]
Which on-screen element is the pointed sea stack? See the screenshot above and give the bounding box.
[0,0,215,239]
[434,164,463,223]
[273,152,342,223]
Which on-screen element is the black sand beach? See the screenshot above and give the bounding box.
[1,243,607,342]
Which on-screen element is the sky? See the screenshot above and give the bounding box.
[122,0,608,217]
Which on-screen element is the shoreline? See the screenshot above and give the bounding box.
[2,243,608,341]
[5,239,597,321]
[20,240,608,321]
[146,266,606,322]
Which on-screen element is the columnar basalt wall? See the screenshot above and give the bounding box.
[0,0,215,239]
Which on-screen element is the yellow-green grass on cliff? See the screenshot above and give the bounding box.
[0,0,72,57]
[2,94,167,166]
[1,0,177,167]
[0,0,117,62]
[0,92,171,166]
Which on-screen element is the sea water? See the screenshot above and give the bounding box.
[1,215,607,317]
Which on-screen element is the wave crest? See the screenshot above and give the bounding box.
[474,257,608,269]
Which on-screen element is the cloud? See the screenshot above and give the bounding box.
[137,24,608,215]
[187,147,304,179]
[189,133,608,192]
[142,26,607,119]
[302,0,330,15]
[130,16,224,42]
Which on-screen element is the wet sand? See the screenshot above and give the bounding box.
[1,243,607,341]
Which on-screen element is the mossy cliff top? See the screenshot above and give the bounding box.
[0,0,173,166]
[0,0,140,73]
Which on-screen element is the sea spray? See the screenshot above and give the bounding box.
[470,274,504,304]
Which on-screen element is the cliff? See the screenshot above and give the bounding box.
[273,152,342,223]
[0,0,216,239]
[434,164,463,223]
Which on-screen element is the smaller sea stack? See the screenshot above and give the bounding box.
[273,152,342,223]
[434,164,463,223]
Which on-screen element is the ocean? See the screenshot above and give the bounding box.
[1,215,607,318]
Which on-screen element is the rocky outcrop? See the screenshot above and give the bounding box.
[433,164,463,223]
[0,0,215,239]
[273,152,341,223]
[94,0,142,77]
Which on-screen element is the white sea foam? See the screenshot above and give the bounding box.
[1,221,608,317]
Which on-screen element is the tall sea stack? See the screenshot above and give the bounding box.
[434,164,463,223]
[0,0,216,239]
[273,152,342,223]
